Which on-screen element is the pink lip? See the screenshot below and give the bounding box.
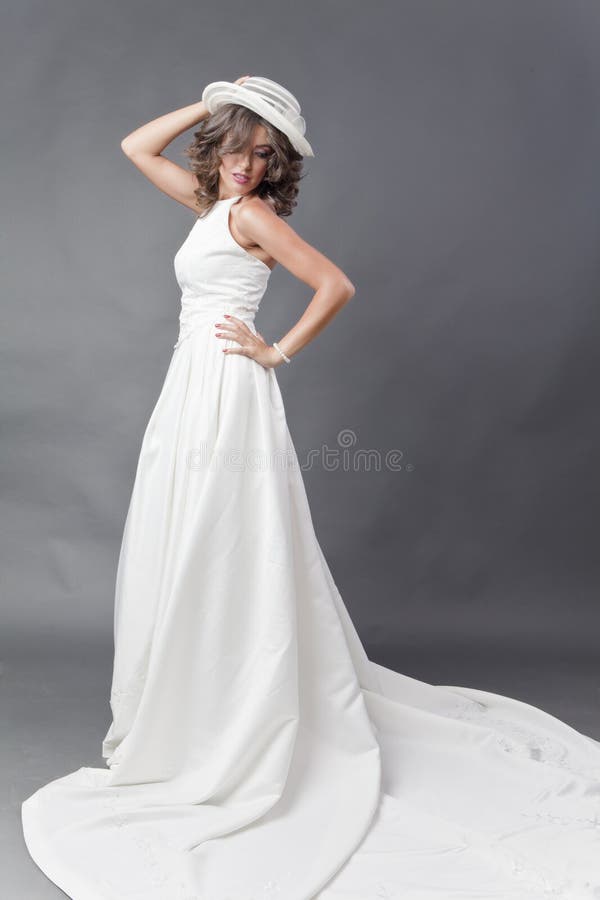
[233,174,249,182]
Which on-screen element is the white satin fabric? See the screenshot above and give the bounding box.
[22,197,600,899]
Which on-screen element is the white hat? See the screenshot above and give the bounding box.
[202,76,315,158]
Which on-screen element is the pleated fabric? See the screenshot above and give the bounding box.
[22,197,600,899]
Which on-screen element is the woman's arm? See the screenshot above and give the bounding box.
[120,76,251,212]
[120,100,209,212]
[216,198,356,369]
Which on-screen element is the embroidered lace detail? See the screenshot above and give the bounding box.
[444,696,600,780]
[376,884,393,898]
[435,694,600,897]
[109,659,148,712]
[370,843,573,898]
[92,786,293,900]
[103,659,150,766]
[372,860,572,900]
[521,809,600,829]
[95,788,201,898]
[505,859,572,897]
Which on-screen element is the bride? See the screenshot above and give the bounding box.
[22,75,600,900]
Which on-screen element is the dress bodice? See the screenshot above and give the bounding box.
[172,196,272,349]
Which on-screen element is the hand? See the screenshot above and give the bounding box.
[214,316,284,369]
[234,75,253,86]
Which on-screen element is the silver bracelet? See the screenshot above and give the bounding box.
[273,342,291,364]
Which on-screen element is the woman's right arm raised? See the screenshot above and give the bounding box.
[120,100,210,213]
[121,77,251,213]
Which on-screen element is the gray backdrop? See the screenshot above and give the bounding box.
[3,4,600,888]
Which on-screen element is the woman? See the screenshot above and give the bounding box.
[22,75,600,899]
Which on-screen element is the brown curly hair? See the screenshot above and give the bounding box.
[182,104,307,219]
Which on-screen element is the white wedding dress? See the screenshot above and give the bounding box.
[22,196,600,899]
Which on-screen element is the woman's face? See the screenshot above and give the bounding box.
[219,124,274,196]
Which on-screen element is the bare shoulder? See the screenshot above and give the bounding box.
[236,193,278,220]
[233,193,288,239]
[230,194,281,270]
[231,194,354,294]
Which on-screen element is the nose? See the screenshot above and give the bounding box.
[237,152,252,171]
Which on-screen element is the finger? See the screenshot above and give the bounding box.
[223,315,247,325]
[214,323,242,337]
[216,330,253,345]
[216,317,247,332]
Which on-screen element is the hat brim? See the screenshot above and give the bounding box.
[202,81,315,158]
